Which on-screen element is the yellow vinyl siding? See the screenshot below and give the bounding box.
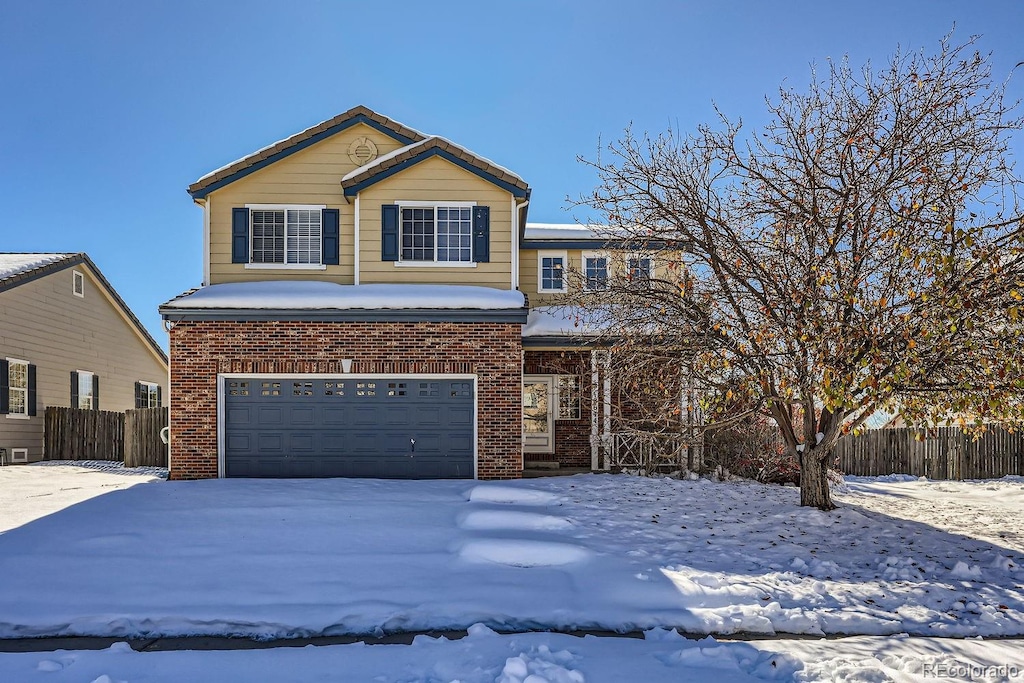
[358,156,513,289]
[207,123,406,284]
[521,248,677,307]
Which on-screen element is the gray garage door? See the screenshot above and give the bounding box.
[223,377,474,479]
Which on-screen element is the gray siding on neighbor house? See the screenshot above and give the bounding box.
[0,264,167,462]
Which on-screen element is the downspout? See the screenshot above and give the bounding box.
[513,198,529,290]
[200,197,210,287]
[354,194,361,285]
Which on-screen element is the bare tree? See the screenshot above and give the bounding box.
[571,35,1024,509]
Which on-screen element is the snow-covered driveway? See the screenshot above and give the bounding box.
[0,465,1021,640]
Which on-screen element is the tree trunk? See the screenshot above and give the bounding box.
[800,447,836,510]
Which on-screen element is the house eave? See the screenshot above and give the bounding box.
[159,307,530,325]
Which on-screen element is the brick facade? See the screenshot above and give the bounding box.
[523,349,594,468]
[169,320,523,480]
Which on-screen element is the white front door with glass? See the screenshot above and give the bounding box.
[522,376,554,453]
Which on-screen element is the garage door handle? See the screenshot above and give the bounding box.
[410,438,416,453]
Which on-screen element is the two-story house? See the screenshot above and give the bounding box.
[160,106,637,480]
[1,253,169,463]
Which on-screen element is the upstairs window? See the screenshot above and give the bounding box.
[401,205,473,262]
[232,206,339,267]
[72,271,85,297]
[251,208,322,264]
[538,251,567,293]
[381,203,488,264]
[582,252,609,291]
[627,256,653,283]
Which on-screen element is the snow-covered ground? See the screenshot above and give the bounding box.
[0,463,1022,681]
[1,628,1022,683]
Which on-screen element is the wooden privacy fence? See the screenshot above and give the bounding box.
[836,426,1024,479]
[124,407,168,468]
[44,406,125,461]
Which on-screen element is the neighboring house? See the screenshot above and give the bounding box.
[159,106,643,480]
[0,253,169,463]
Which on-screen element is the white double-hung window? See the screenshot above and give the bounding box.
[399,202,474,263]
[248,205,323,265]
[582,251,609,291]
[538,251,568,293]
[7,359,29,416]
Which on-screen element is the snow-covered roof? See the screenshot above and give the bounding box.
[523,306,608,337]
[523,224,607,241]
[162,281,526,311]
[0,253,73,281]
[340,136,529,199]
[188,106,429,196]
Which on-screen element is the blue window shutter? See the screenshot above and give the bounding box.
[93,374,100,411]
[231,208,249,263]
[134,381,143,409]
[157,385,162,408]
[0,359,8,414]
[27,364,36,417]
[381,204,399,261]
[70,371,79,408]
[473,206,490,263]
[322,209,340,265]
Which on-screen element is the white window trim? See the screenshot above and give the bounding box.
[581,250,610,291]
[537,250,568,293]
[139,380,160,408]
[72,270,85,298]
[244,263,328,271]
[244,204,327,267]
[396,201,478,265]
[6,357,29,418]
[11,448,28,463]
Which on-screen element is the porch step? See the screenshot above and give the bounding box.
[523,460,560,470]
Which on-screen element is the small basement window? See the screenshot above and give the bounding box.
[11,448,27,463]
[73,271,85,297]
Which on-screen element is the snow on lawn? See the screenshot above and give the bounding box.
[0,629,1022,683]
[0,469,1022,642]
[0,461,165,533]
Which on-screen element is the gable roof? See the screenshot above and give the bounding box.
[0,253,168,365]
[187,105,429,199]
[341,136,530,198]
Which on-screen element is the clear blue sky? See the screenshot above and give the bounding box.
[2,0,1023,349]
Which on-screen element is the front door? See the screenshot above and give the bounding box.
[522,375,554,453]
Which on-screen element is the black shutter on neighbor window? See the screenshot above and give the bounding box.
[27,364,36,417]
[134,381,143,409]
[231,208,249,263]
[472,205,490,263]
[322,208,340,265]
[156,385,162,408]
[381,204,399,261]
[70,371,79,408]
[0,359,8,414]
[93,375,100,411]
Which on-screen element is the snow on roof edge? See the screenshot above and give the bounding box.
[162,281,527,311]
[0,253,75,281]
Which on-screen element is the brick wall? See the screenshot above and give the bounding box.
[523,349,593,468]
[169,320,523,480]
